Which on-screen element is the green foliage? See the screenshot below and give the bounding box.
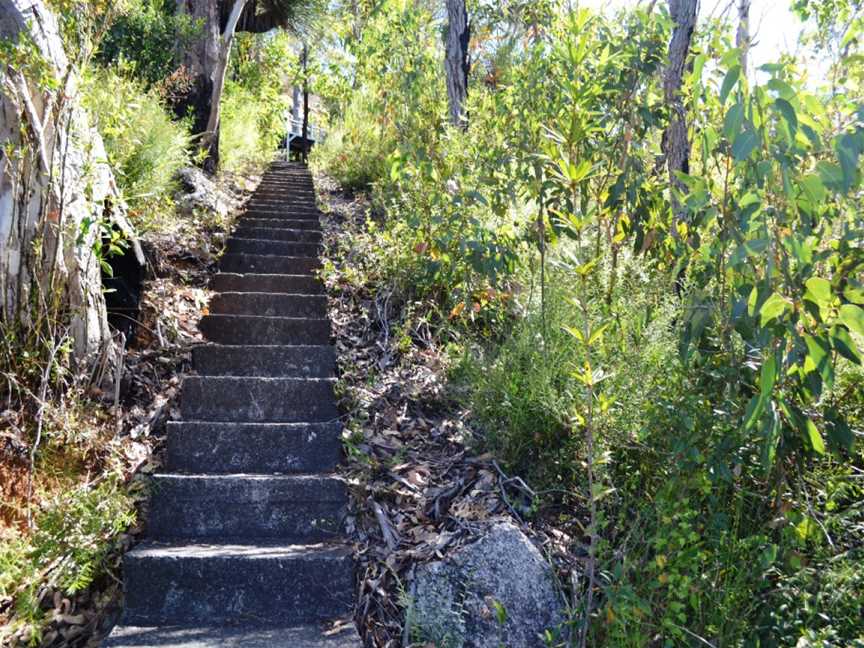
[296,0,864,643]
[311,87,394,189]
[0,479,135,645]
[81,66,190,227]
[219,32,296,173]
[95,0,198,87]
[678,56,864,467]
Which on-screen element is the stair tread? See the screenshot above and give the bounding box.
[128,539,352,560]
[164,421,342,474]
[104,621,361,647]
[118,164,355,633]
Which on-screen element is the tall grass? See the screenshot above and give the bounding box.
[82,66,190,228]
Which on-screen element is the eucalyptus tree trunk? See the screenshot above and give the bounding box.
[175,0,221,152]
[444,0,470,129]
[301,43,309,163]
[0,0,142,365]
[737,0,751,72]
[201,0,250,173]
[662,0,698,236]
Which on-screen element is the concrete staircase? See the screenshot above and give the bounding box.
[106,163,360,647]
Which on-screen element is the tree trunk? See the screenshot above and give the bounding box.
[737,0,751,72]
[0,0,143,365]
[201,0,249,173]
[444,0,470,129]
[174,0,221,149]
[662,0,698,236]
[301,44,309,163]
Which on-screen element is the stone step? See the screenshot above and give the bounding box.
[245,197,317,212]
[199,314,330,345]
[192,344,335,377]
[243,208,321,220]
[210,292,328,318]
[233,226,322,242]
[248,194,316,202]
[105,620,361,647]
[120,541,354,626]
[227,237,321,258]
[164,421,342,473]
[254,188,315,196]
[148,474,347,540]
[212,273,323,294]
[254,186,314,193]
[239,217,321,231]
[245,201,321,215]
[219,254,320,275]
[180,376,338,422]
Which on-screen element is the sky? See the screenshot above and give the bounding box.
[580,0,805,70]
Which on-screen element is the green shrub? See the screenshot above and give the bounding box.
[96,0,198,88]
[310,89,395,189]
[454,254,680,487]
[218,31,297,174]
[0,479,135,645]
[82,66,190,227]
[219,83,285,174]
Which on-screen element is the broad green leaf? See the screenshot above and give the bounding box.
[805,418,825,454]
[774,98,798,135]
[839,304,864,337]
[804,334,833,391]
[723,102,745,141]
[760,292,789,326]
[760,354,777,395]
[804,277,832,306]
[743,393,764,431]
[816,161,844,189]
[767,78,795,100]
[798,174,826,204]
[844,282,864,305]
[720,66,741,105]
[830,326,862,365]
[732,129,759,161]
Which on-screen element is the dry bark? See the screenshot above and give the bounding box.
[445,0,470,129]
[0,0,142,364]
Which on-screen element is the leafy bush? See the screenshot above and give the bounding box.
[310,88,395,190]
[0,479,135,645]
[81,66,190,227]
[219,84,282,173]
[219,32,296,173]
[96,0,197,87]
[312,0,864,643]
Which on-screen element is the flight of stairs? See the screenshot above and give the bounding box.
[106,162,360,647]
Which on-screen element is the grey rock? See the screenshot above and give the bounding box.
[174,167,237,218]
[410,521,565,648]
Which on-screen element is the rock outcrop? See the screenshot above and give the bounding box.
[411,521,566,648]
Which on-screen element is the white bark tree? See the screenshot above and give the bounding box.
[0,0,143,365]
